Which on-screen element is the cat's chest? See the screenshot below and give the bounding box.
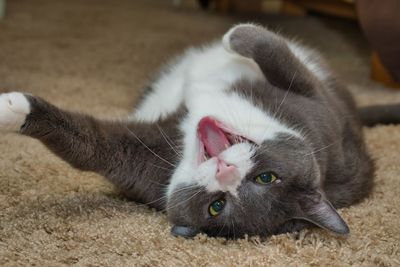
[132,44,265,123]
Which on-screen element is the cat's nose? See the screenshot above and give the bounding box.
[216,160,240,188]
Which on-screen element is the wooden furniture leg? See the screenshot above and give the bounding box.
[371,52,400,88]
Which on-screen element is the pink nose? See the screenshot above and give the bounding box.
[216,160,240,188]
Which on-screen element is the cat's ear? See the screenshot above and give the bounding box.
[296,192,350,235]
[171,225,200,238]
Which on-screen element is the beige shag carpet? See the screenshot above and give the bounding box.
[0,0,399,266]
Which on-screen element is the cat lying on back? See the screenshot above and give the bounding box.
[1,24,399,239]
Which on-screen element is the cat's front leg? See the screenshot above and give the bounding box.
[0,92,180,209]
[222,24,320,96]
[0,91,115,172]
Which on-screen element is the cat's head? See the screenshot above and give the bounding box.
[166,116,349,238]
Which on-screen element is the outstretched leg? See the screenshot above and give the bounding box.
[0,92,184,210]
[222,23,320,97]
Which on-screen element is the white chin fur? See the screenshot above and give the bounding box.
[0,92,30,132]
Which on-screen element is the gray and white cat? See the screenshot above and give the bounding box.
[1,24,399,238]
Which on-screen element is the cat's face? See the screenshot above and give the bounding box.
[167,117,349,238]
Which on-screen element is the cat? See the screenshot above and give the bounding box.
[1,24,399,239]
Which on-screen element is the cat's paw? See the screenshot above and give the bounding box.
[0,92,30,132]
[222,23,270,58]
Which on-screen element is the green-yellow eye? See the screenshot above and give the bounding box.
[255,172,278,185]
[209,199,225,216]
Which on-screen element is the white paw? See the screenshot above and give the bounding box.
[222,23,259,54]
[222,26,237,54]
[0,92,30,132]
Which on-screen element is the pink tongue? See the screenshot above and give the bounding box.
[198,117,230,157]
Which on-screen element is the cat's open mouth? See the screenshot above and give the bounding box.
[197,116,253,163]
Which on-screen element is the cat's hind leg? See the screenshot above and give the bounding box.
[222,24,320,96]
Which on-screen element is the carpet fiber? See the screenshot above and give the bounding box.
[0,0,399,266]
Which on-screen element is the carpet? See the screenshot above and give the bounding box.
[0,0,399,266]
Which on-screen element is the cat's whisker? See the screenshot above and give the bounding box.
[231,219,236,240]
[274,85,279,115]
[124,125,177,168]
[173,184,202,193]
[156,124,182,158]
[164,188,203,212]
[137,184,200,208]
[273,71,297,118]
[135,196,168,208]
[247,82,257,137]
[305,138,343,156]
[150,155,199,182]
[148,162,175,172]
[217,219,227,237]
[125,125,198,192]
[165,189,203,211]
[148,179,169,187]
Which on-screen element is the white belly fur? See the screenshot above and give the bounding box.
[132,43,265,122]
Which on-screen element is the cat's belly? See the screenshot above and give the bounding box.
[132,43,265,122]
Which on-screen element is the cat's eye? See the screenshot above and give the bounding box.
[209,199,225,216]
[254,172,278,185]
